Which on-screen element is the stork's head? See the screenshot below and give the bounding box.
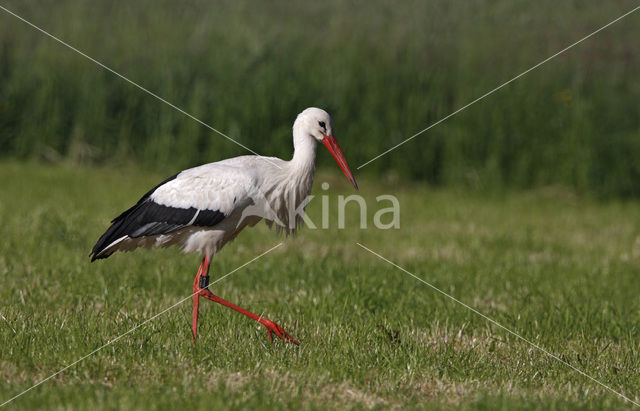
[294,107,358,190]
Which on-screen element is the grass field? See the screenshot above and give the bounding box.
[2,1,640,409]
[1,162,639,409]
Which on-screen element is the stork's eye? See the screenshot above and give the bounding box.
[318,121,326,131]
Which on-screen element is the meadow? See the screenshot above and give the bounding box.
[0,0,639,196]
[1,0,640,409]
[1,162,639,409]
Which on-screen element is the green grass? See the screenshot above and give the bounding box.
[1,0,639,196]
[1,161,639,409]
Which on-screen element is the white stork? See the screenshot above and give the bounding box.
[90,107,358,344]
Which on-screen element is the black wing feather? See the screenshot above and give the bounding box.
[90,174,225,261]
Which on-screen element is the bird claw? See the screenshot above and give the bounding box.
[260,318,299,345]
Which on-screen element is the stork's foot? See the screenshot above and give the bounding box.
[191,257,300,345]
[198,286,300,345]
[258,317,300,345]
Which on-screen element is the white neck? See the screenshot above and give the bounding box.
[289,123,318,174]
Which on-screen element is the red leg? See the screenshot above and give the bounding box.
[191,256,299,345]
[191,255,210,343]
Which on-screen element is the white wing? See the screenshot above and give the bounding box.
[91,161,259,260]
[151,162,259,213]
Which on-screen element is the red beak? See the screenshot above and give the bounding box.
[322,134,358,190]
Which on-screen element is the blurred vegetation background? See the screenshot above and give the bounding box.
[0,0,638,197]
